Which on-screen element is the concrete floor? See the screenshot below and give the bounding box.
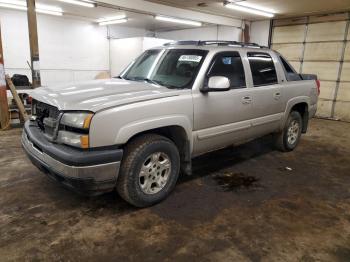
[1,119,350,261]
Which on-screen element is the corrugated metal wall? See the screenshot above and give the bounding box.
[271,13,350,121]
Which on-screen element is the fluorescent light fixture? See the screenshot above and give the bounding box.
[97,14,127,23]
[235,1,276,14]
[0,0,63,16]
[155,16,202,27]
[57,0,95,8]
[0,0,25,5]
[0,2,26,11]
[36,9,62,16]
[99,18,128,26]
[36,3,63,16]
[224,3,274,18]
[36,3,63,12]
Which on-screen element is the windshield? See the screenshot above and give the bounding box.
[120,49,208,89]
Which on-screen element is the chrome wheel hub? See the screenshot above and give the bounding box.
[139,152,171,194]
[287,120,299,145]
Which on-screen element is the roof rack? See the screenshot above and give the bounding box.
[163,40,268,49]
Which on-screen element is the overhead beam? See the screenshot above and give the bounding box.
[99,0,243,28]
[26,0,41,88]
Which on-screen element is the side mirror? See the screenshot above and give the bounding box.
[201,76,230,92]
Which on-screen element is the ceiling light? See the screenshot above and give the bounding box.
[224,3,274,17]
[99,18,128,26]
[155,16,202,27]
[0,3,26,11]
[0,0,63,16]
[235,1,276,14]
[97,14,126,23]
[36,3,63,16]
[0,0,24,6]
[36,9,62,16]
[36,3,63,13]
[57,0,95,8]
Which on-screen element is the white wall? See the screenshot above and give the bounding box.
[109,37,170,76]
[142,37,170,51]
[109,37,143,77]
[155,25,242,41]
[0,9,109,86]
[250,20,271,46]
[108,25,154,39]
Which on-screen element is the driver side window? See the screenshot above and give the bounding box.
[207,52,246,89]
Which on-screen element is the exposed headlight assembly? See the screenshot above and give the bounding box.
[58,112,93,149]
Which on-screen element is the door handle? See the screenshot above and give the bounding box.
[241,96,252,104]
[273,92,281,100]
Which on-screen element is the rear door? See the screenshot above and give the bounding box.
[246,52,285,137]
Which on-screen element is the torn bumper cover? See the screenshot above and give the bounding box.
[22,121,123,195]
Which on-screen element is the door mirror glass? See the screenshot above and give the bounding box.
[203,76,230,92]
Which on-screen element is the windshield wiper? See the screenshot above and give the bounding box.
[142,79,183,89]
[123,77,181,89]
[129,77,163,86]
[143,78,163,86]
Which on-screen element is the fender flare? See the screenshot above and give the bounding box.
[115,115,193,151]
[282,96,310,128]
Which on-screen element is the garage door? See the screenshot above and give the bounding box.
[271,13,350,121]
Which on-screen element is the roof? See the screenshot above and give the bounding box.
[163,40,269,50]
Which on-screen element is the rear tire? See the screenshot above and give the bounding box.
[117,134,180,207]
[275,111,302,152]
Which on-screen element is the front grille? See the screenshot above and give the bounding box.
[32,99,61,139]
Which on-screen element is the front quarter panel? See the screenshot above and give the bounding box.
[89,91,193,150]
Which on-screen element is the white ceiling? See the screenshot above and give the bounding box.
[146,0,350,20]
[2,0,350,32]
[38,0,211,31]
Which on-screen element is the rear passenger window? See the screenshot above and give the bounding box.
[247,52,278,86]
[207,52,246,89]
[280,56,294,74]
[279,55,302,81]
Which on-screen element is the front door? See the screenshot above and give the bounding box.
[192,51,255,156]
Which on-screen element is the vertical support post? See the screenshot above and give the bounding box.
[268,19,273,48]
[299,16,309,74]
[331,12,350,119]
[0,21,9,129]
[26,0,41,88]
[243,23,250,43]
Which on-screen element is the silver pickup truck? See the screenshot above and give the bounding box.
[22,41,319,207]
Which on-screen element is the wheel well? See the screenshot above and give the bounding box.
[291,103,309,133]
[125,126,192,175]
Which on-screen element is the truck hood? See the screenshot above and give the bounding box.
[30,79,182,112]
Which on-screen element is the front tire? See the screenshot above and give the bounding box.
[275,111,302,152]
[117,134,180,207]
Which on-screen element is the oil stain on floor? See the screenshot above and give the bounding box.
[212,172,260,192]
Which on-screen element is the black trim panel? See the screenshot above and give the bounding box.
[24,121,123,166]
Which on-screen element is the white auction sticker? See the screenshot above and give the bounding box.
[0,64,5,86]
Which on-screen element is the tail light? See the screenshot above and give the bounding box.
[316,80,320,96]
